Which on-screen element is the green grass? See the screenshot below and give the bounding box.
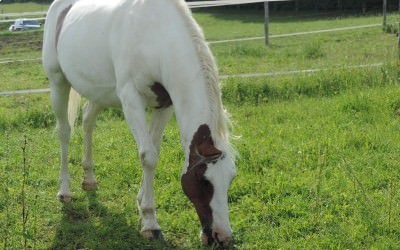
[230,86,400,249]
[2,76,400,249]
[194,9,396,41]
[0,2,48,14]
[211,27,396,75]
[1,6,400,250]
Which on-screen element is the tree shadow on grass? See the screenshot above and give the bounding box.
[51,192,180,250]
[193,7,379,25]
[194,8,265,24]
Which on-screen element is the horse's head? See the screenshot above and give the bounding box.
[181,124,236,248]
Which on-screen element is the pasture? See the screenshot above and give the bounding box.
[1,4,400,249]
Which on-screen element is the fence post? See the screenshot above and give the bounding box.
[383,0,387,27]
[398,0,400,54]
[264,1,269,46]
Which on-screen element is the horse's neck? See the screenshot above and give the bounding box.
[157,30,215,150]
[171,76,215,152]
[167,67,228,177]
[162,62,218,160]
[152,0,223,166]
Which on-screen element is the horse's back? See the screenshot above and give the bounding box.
[43,0,200,107]
[43,0,128,106]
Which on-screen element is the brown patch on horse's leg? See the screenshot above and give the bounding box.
[151,82,172,109]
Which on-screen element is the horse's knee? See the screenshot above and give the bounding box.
[82,159,94,171]
[139,147,158,169]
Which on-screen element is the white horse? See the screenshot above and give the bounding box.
[43,0,236,247]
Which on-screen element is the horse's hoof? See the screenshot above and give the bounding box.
[58,193,72,203]
[82,181,97,191]
[141,229,164,241]
[201,231,234,249]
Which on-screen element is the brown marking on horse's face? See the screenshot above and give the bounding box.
[181,124,222,232]
[55,4,73,47]
[151,82,172,109]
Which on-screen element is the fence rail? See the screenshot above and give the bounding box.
[0,17,45,24]
[188,0,291,8]
[0,11,47,18]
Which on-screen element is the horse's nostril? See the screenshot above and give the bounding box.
[214,232,218,240]
[214,232,226,247]
[201,227,214,246]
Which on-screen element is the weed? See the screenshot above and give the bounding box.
[387,181,396,232]
[391,99,400,116]
[1,132,11,249]
[21,135,29,249]
[222,66,396,105]
[304,42,325,59]
[383,23,398,34]
[312,144,328,226]
[24,109,55,128]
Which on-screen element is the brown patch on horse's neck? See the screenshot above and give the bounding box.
[181,124,222,229]
[182,163,213,229]
[55,4,73,48]
[188,124,222,169]
[151,82,172,109]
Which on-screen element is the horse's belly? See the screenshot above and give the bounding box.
[58,35,121,106]
[58,57,118,105]
[76,83,121,107]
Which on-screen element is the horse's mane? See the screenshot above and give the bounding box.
[173,0,231,146]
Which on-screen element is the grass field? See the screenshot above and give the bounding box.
[1,4,400,249]
[0,2,48,13]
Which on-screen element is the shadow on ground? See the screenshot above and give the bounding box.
[51,192,180,250]
[193,7,382,24]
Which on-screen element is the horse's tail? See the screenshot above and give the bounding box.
[68,88,81,132]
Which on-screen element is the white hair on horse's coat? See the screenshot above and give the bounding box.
[173,0,234,152]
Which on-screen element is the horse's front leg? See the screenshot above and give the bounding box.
[117,82,165,240]
[137,107,173,239]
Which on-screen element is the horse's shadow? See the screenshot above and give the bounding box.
[51,192,180,250]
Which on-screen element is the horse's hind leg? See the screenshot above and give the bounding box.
[50,73,72,203]
[81,101,103,191]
